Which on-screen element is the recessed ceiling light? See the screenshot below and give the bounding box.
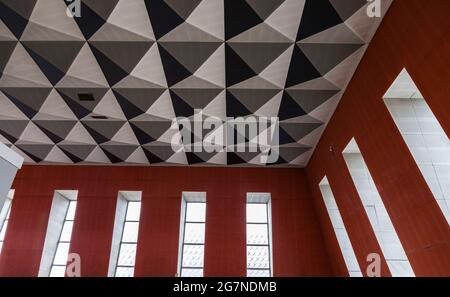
[78,93,95,101]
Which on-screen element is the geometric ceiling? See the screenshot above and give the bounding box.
[0,0,391,167]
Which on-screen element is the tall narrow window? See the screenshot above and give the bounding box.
[319,177,362,277]
[39,190,78,277]
[343,138,415,277]
[384,68,450,225]
[0,190,14,254]
[50,199,77,277]
[178,192,206,277]
[110,191,142,277]
[246,193,272,277]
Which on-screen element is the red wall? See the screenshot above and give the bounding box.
[306,0,450,276]
[0,166,332,277]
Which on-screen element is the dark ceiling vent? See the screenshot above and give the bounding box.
[78,93,95,101]
[91,115,108,119]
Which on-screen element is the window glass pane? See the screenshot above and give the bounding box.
[186,203,206,222]
[53,242,70,265]
[117,243,137,266]
[6,207,11,220]
[181,268,203,277]
[50,266,66,277]
[126,202,141,221]
[184,223,205,244]
[247,245,269,269]
[122,222,139,243]
[0,242,3,251]
[247,269,270,277]
[66,201,77,220]
[0,221,8,241]
[247,224,268,245]
[115,267,134,277]
[60,221,73,242]
[343,138,415,277]
[246,204,267,223]
[182,244,204,268]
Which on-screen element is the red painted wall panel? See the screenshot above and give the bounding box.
[0,166,332,277]
[306,0,450,276]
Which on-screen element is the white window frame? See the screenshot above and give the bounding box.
[177,192,206,277]
[108,191,142,277]
[319,177,362,277]
[0,190,14,254]
[246,193,273,277]
[343,138,415,277]
[383,68,450,225]
[39,190,78,277]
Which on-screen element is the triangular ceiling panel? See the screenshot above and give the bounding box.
[0,0,391,167]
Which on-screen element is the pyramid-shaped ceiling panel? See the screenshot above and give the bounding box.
[0,0,392,167]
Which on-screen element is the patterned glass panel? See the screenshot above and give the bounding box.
[60,221,74,242]
[126,202,141,221]
[186,203,206,222]
[247,245,270,269]
[122,222,139,243]
[247,269,270,277]
[181,268,203,277]
[49,266,66,277]
[53,242,70,266]
[184,223,205,244]
[118,243,137,266]
[247,224,268,245]
[115,267,134,277]
[247,204,267,223]
[182,245,204,268]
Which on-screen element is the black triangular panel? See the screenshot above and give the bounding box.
[90,44,128,86]
[285,46,321,88]
[22,41,84,85]
[227,152,246,165]
[113,90,144,120]
[170,90,194,118]
[101,147,123,164]
[16,144,52,162]
[57,91,91,119]
[186,152,204,165]
[225,44,257,87]
[267,155,288,165]
[224,0,263,40]
[226,91,251,118]
[2,88,51,119]
[129,123,156,145]
[0,1,33,39]
[0,41,17,75]
[59,147,83,163]
[296,0,343,41]
[159,41,220,74]
[23,45,66,85]
[144,0,184,40]
[70,2,106,39]
[158,44,192,86]
[90,41,152,73]
[278,127,297,145]
[278,91,307,121]
[81,123,110,144]
[34,120,77,144]
[142,147,164,164]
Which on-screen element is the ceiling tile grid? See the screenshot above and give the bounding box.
[0,0,391,167]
